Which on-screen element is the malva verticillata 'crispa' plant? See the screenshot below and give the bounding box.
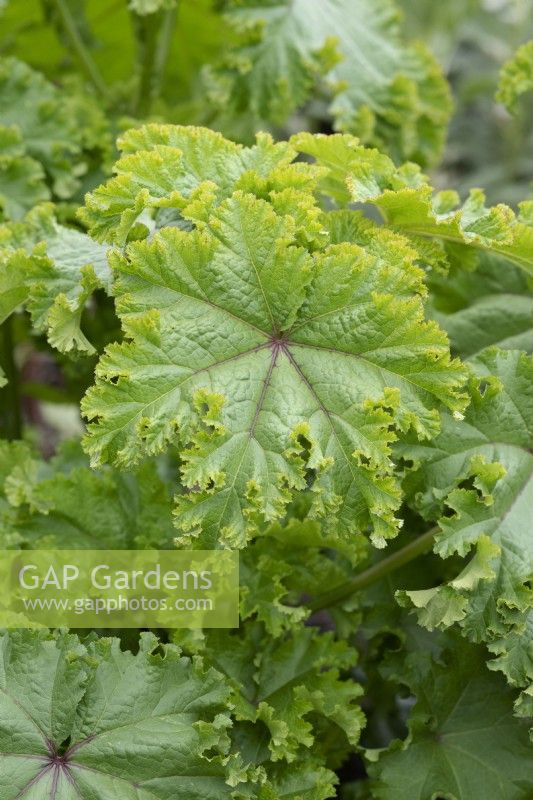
[0,108,533,800]
[0,5,533,794]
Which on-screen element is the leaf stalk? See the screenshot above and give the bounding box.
[308,526,438,611]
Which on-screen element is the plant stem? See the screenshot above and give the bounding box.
[132,4,178,118]
[53,0,111,100]
[132,11,160,117]
[0,317,22,440]
[308,526,438,611]
[152,6,178,102]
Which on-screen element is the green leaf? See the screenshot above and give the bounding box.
[254,762,338,800]
[0,440,34,544]
[81,135,466,548]
[0,204,111,353]
[79,124,301,245]
[397,349,533,695]
[0,440,176,549]
[369,639,533,800]
[0,630,235,799]
[175,623,364,767]
[0,131,49,221]
[206,0,451,166]
[240,517,367,635]
[497,40,533,113]
[0,57,109,200]
[427,253,533,358]
[0,55,77,191]
[295,132,533,278]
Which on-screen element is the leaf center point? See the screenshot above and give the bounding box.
[268,333,289,351]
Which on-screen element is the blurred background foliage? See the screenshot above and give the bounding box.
[0,0,532,203]
[400,0,533,203]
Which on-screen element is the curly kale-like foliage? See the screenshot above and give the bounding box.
[397,348,533,705]
[80,125,466,549]
[0,441,366,799]
[205,0,451,167]
[0,204,111,354]
[0,126,49,221]
[295,132,533,279]
[0,6,532,798]
[0,439,175,549]
[0,57,110,212]
[497,40,533,113]
[175,622,364,797]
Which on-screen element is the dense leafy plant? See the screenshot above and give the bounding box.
[0,1,532,798]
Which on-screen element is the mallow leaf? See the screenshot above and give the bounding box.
[79,124,306,246]
[81,146,466,548]
[295,132,533,278]
[250,761,336,800]
[205,0,451,166]
[0,127,49,221]
[427,253,533,358]
[0,57,109,200]
[175,622,364,769]
[497,40,533,113]
[0,57,79,196]
[369,639,533,800]
[397,349,533,695]
[0,204,111,353]
[0,440,176,550]
[0,440,34,542]
[0,630,235,799]
[240,517,366,635]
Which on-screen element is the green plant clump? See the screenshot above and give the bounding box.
[0,1,532,798]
